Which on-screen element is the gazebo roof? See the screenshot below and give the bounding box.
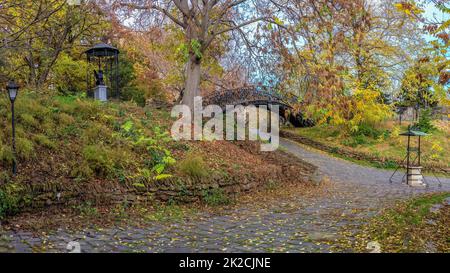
[85,43,119,57]
[399,130,429,137]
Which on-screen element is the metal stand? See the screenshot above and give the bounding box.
[389,129,442,188]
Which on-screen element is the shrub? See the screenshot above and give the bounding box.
[121,86,146,107]
[19,113,39,129]
[0,171,11,184]
[41,121,56,137]
[70,162,94,181]
[73,201,99,217]
[73,100,101,120]
[34,134,56,149]
[308,88,392,135]
[202,188,231,206]
[375,160,398,169]
[412,108,435,133]
[178,155,208,179]
[57,113,76,126]
[117,120,175,180]
[51,54,88,94]
[0,185,21,219]
[342,135,369,147]
[352,123,383,138]
[16,138,35,160]
[146,149,169,168]
[15,95,49,120]
[0,145,14,164]
[82,124,113,144]
[108,147,134,169]
[82,145,114,177]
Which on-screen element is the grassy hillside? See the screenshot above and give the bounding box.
[0,90,176,180]
[0,91,314,219]
[0,91,177,216]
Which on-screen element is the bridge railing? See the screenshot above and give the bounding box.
[204,86,293,108]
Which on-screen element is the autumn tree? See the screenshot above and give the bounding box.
[116,0,270,108]
[1,0,109,89]
[260,0,423,130]
[113,23,230,103]
[399,57,440,111]
[396,0,449,107]
[0,0,66,83]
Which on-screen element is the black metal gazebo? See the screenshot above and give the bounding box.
[85,43,120,98]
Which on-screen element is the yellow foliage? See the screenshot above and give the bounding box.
[310,87,392,134]
[351,88,392,126]
[394,2,424,16]
[430,141,443,160]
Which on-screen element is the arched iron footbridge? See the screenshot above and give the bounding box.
[203,86,313,127]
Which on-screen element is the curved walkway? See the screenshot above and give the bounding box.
[0,139,448,253]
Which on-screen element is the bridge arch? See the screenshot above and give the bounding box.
[203,86,314,128]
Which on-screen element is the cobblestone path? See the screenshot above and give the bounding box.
[1,139,448,253]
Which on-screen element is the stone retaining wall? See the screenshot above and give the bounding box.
[2,142,318,213]
[155,143,318,203]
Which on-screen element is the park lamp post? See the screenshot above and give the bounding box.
[6,81,19,176]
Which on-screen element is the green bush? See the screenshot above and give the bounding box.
[15,95,49,121]
[120,86,146,107]
[0,145,14,164]
[143,81,167,102]
[115,51,148,106]
[81,145,132,179]
[82,145,114,177]
[146,149,167,168]
[344,123,390,147]
[34,134,56,149]
[72,99,101,120]
[178,155,208,179]
[352,123,383,138]
[0,185,21,219]
[70,162,94,181]
[0,171,11,184]
[73,201,99,217]
[60,124,80,137]
[16,138,35,160]
[343,135,369,147]
[116,52,167,106]
[19,113,39,129]
[202,188,231,206]
[82,124,113,144]
[52,54,88,94]
[412,108,435,133]
[57,113,76,126]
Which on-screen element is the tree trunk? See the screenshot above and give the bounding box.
[182,54,202,109]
